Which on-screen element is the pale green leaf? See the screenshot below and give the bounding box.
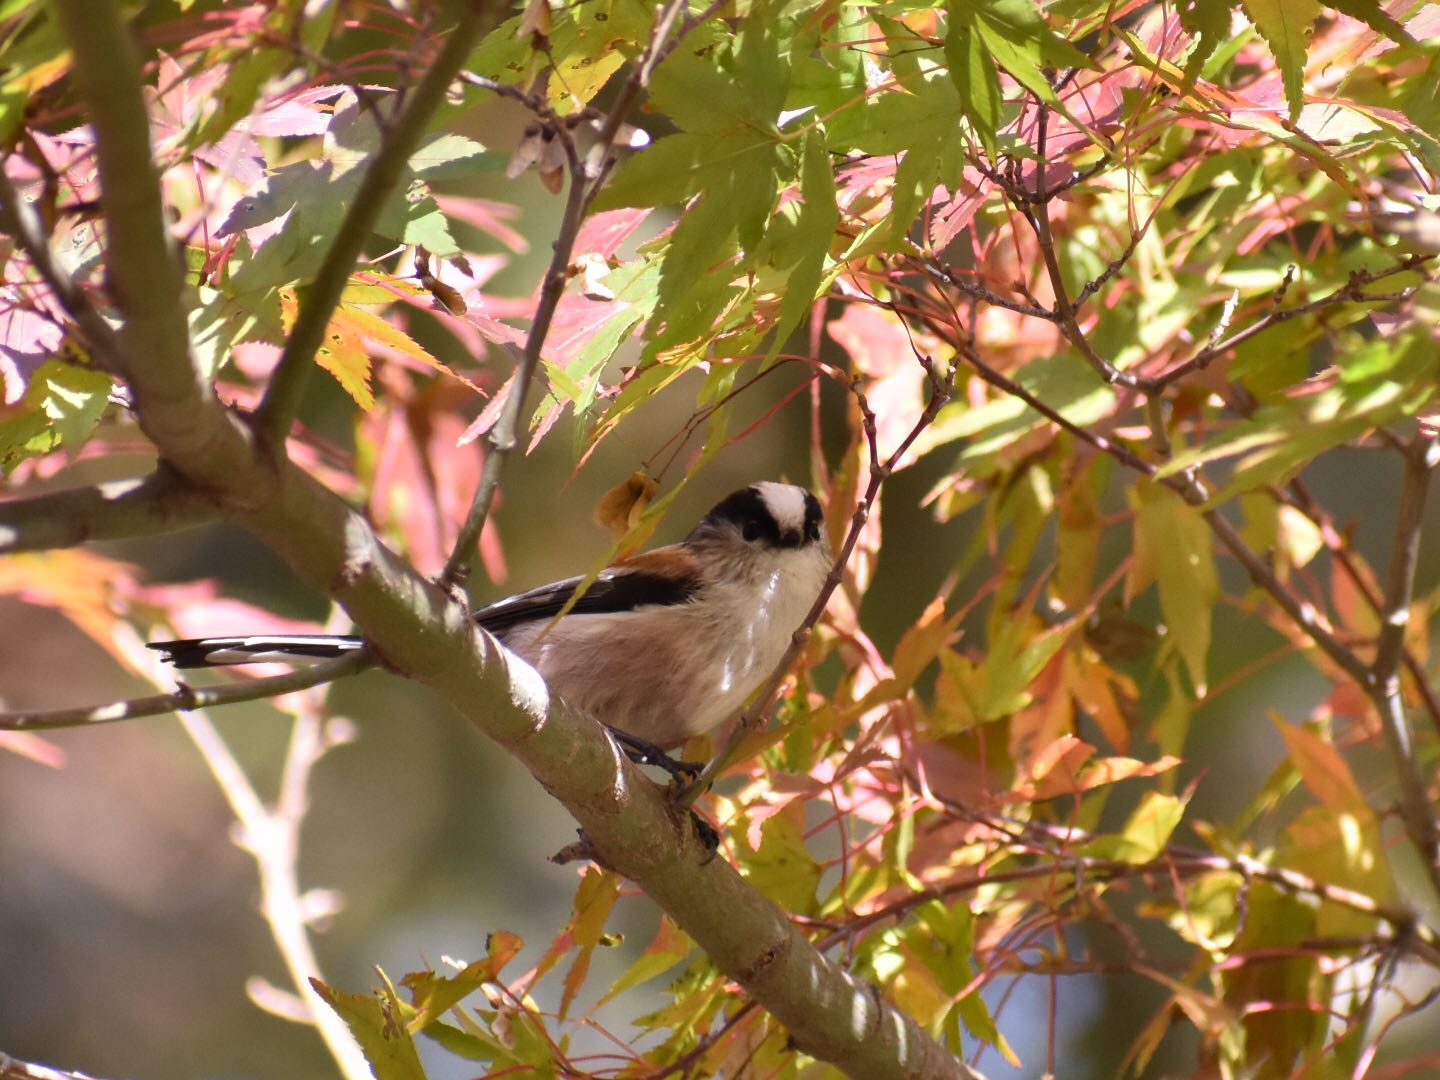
[26,359,111,450]
[1132,481,1216,693]
[310,977,426,1080]
[1241,0,1321,121]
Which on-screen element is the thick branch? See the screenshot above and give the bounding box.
[253,4,497,439]
[50,0,208,458]
[232,462,980,1080]
[0,471,217,555]
[39,8,978,1072]
[0,1053,111,1080]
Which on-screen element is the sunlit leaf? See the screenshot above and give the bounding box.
[1241,0,1321,120]
[1130,481,1217,694]
[310,977,426,1080]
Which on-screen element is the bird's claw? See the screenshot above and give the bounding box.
[607,726,704,784]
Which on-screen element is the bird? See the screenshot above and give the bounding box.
[149,482,832,775]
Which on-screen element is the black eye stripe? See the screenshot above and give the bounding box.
[692,485,819,549]
[803,492,822,543]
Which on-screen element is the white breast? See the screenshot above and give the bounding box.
[497,543,830,749]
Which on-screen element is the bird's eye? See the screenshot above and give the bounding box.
[742,520,763,542]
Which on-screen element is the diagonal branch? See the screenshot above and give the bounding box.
[0,471,217,555]
[0,1052,113,1080]
[0,167,122,369]
[1147,254,1436,391]
[49,0,258,492]
[37,7,983,1074]
[227,458,983,1080]
[50,0,199,443]
[252,3,500,440]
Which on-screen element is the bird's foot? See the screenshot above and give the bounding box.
[606,727,704,784]
[688,810,720,859]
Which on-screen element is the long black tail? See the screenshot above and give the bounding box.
[147,635,364,669]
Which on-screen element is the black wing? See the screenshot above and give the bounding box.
[474,567,698,635]
[148,566,699,667]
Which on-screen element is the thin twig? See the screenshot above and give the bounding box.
[253,4,499,440]
[1148,255,1436,390]
[1275,478,1440,734]
[681,358,955,802]
[0,166,122,368]
[948,336,1388,692]
[0,651,369,731]
[649,1002,759,1079]
[956,341,1153,474]
[917,255,1060,320]
[951,323,1440,897]
[1367,435,1440,878]
[829,811,1440,968]
[439,0,702,588]
[1024,112,1135,389]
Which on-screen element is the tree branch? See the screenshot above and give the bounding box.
[1147,255,1435,390]
[49,0,204,456]
[226,458,981,1079]
[0,471,217,555]
[439,0,698,587]
[0,166,123,369]
[0,651,369,732]
[1368,436,1440,877]
[36,8,978,1073]
[0,1053,112,1080]
[1275,478,1440,735]
[46,0,273,512]
[252,3,499,440]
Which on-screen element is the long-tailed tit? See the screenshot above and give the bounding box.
[149,482,831,773]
